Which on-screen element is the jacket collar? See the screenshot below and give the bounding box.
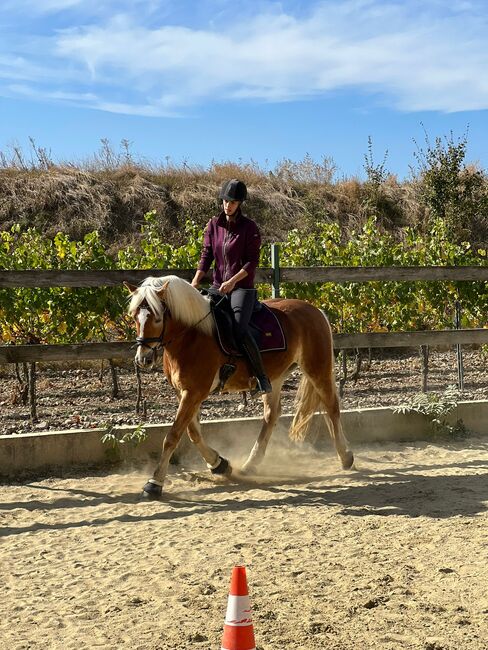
[217,207,242,229]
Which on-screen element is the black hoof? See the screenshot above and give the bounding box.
[211,456,231,476]
[142,481,163,500]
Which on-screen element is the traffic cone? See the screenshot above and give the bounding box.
[221,566,256,650]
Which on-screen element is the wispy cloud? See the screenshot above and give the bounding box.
[1,0,158,16]
[1,0,95,15]
[1,0,488,115]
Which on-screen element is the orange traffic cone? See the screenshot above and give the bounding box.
[221,566,256,650]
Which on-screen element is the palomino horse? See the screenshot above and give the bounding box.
[125,275,354,498]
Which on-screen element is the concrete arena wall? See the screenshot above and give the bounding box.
[0,401,487,478]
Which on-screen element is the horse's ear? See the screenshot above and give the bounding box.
[124,281,138,294]
[157,280,170,298]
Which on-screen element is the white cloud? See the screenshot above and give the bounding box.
[6,83,98,103]
[1,0,488,114]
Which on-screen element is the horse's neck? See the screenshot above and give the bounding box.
[165,313,206,342]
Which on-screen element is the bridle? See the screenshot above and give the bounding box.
[133,293,219,355]
[133,301,169,356]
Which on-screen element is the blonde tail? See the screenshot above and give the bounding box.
[288,374,322,442]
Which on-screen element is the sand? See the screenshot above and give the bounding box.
[1,436,488,650]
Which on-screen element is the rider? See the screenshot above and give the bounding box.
[191,179,272,395]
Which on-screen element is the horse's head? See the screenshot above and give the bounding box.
[125,279,169,369]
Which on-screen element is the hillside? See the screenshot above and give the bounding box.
[1,150,487,249]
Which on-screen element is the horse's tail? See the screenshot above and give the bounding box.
[288,374,322,442]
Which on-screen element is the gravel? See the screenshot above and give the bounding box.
[1,348,487,436]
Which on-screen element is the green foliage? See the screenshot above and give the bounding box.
[117,211,202,269]
[413,129,488,240]
[1,213,487,346]
[363,136,389,191]
[278,216,488,334]
[0,225,122,343]
[101,423,148,447]
[0,213,203,344]
[393,385,468,438]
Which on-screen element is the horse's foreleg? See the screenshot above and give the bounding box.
[187,415,232,477]
[241,380,283,475]
[142,390,202,499]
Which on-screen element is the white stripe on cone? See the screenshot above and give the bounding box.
[224,594,253,627]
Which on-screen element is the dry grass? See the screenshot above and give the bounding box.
[0,151,486,246]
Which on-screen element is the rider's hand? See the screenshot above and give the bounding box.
[219,280,235,294]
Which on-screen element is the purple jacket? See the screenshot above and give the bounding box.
[197,209,261,289]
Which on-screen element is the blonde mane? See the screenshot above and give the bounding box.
[128,275,215,337]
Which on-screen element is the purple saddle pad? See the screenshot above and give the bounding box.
[213,303,286,356]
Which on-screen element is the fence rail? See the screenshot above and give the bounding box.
[2,329,488,364]
[1,265,488,288]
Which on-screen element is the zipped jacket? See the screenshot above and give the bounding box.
[197,209,261,289]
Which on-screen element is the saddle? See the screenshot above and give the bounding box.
[208,293,286,357]
[203,291,286,393]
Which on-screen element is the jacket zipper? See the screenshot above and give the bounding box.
[222,229,230,282]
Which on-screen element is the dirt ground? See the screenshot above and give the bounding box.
[1,348,487,436]
[1,348,488,649]
[1,437,488,650]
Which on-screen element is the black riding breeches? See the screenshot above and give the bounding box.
[229,288,257,341]
[208,287,257,342]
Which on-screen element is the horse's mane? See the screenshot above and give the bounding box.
[128,275,215,337]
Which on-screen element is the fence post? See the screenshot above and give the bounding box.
[454,300,464,391]
[271,243,280,298]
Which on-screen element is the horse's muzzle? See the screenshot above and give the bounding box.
[135,347,157,368]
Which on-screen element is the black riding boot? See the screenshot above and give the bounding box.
[240,332,272,395]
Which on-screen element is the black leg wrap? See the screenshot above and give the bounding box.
[142,481,163,499]
[211,456,230,475]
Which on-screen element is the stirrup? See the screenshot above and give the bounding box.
[250,375,272,397]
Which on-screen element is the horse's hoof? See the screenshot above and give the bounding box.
[141,481,163,500]
[210,456,232,477]
[239,461,257,476]
[342,452,355,470]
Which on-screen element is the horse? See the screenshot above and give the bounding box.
[125,275,354,499]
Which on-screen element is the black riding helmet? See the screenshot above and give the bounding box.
[219,179,247,202]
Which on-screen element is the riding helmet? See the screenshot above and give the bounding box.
[219,179,247,202]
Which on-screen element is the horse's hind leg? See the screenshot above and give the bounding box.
[320,388,354,470]
[187,414,232,478]
[302,367,354,470]
[241,379,284,475]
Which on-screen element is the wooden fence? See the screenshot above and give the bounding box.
[1,251,488,365]
[2,265,488,289]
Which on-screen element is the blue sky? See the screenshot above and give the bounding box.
[1,0,487,178]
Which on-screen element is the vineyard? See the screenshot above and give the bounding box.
[1,213,487,347]
[1,211,487,433]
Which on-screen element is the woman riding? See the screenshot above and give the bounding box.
[191,179,272,395]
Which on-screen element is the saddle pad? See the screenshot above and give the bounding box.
[212,303,286,357]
